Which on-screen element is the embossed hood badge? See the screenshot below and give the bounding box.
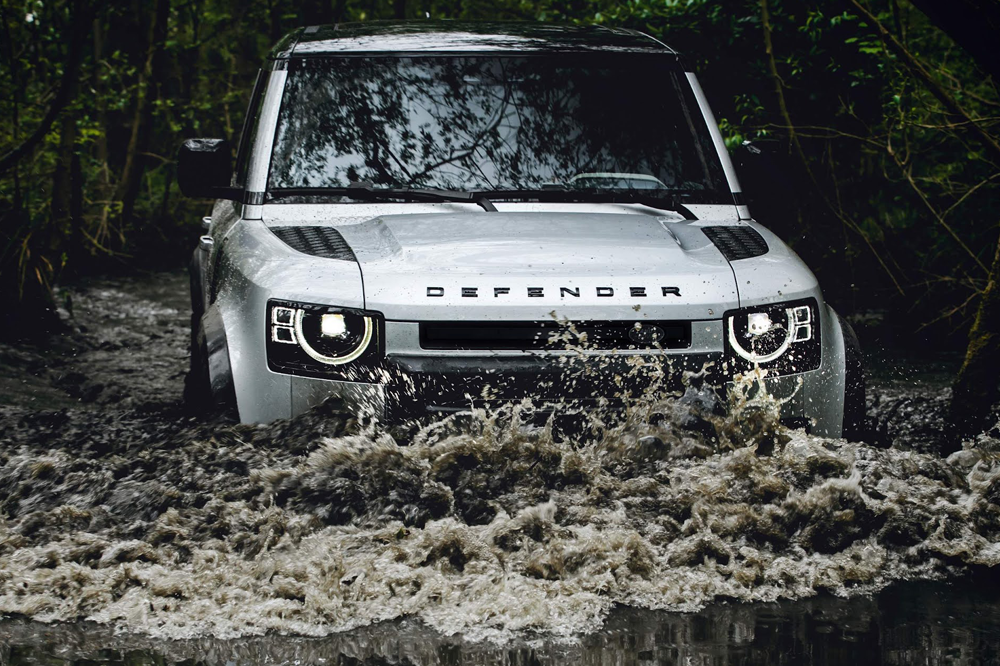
[426,286,682,298]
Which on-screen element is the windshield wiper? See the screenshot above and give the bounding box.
[267,185,695,219]
[268,184,498,212]
[482,188,697,220]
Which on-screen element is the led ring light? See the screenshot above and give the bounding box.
[727,310,794,363]
[293,309,374,365]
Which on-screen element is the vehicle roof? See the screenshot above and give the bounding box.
[269,21,678,59]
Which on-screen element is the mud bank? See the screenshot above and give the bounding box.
[0,272,999,644]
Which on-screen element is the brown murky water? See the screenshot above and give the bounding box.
[1,272,999,664]
[2,579,1000,665]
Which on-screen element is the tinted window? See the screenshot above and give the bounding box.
[269,56,730,202]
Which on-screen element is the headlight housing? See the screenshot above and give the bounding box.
[724,298,821,376]
[266,299,383,380]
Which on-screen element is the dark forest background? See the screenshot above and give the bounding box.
[2,0,999,427]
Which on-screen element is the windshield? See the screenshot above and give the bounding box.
[268,55,732,203]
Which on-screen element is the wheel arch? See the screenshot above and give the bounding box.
[836,311,867,440]
[198,305,237,410]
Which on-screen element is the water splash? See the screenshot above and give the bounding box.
[1,274,999,643]
[2,378,999,642]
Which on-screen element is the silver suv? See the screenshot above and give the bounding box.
[178,22,865,437]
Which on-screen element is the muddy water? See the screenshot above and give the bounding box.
[1,272,1000,663]
[3,579,1000,664]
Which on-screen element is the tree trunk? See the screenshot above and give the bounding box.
[949,231,1000,440]
[267,0,283,41]
[50,105,78,253]
[113,0,169,230]
[68,151,85,277]
[0,0,23,209]
[93,14,111,189]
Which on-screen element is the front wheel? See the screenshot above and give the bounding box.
[184,248,235,419]
[184,248,211,412]
[183,325,212,411]
[184,319,237,419]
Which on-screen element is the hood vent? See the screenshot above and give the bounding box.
[271,226,356,261]
[702,226,768,261]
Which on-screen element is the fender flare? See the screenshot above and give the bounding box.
[837,313,867,440]
[187,245,235,415]
[188,246,207,348]
[198,305,237,410]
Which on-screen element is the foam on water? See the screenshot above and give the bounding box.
[2,364,999,642]
[2,275,999,642]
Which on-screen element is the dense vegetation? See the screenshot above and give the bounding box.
[1,0,998,426]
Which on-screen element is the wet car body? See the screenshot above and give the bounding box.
[181,21,865,437]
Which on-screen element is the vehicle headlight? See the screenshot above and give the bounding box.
[266,299,382,379]
[724,299,821,376]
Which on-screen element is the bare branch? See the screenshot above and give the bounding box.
[850,0,1000,166]
[894,156,989,272]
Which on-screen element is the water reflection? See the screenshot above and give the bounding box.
[268,55,729,200]
[3,580,999,665]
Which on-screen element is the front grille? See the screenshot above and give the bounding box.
[271,226,356,261]
[420,320,690,351]
[702,225,769,261]
[384,353,723,418]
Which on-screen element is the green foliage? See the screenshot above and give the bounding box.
[0,0,998,343]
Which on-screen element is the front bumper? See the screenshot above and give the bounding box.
[382,352,723,420]
[289,358,843,439]
[249,308,846,438]
[287,317,727,423]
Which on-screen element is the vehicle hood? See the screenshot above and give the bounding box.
[326,211,738,321]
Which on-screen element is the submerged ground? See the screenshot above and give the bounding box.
[1,272,999,664]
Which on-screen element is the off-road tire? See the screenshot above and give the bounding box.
[184,247,212,413]
[183,249,236,419]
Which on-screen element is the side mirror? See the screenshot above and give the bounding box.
[178,138,235,199]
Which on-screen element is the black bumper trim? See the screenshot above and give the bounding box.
[383,352,723,421]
